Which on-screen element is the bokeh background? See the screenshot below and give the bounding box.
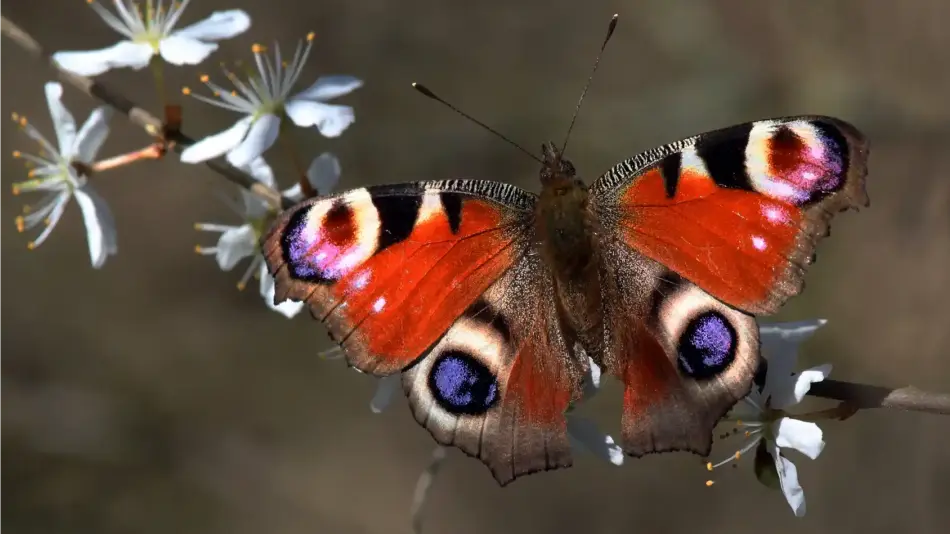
[3,0,949,533]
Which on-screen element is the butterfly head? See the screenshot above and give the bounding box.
[540,142,579,189]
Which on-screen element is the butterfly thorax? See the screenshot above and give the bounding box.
[536,142,604,357]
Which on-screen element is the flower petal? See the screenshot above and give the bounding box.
[158,35,218,66]
[180,116,252,163]
[760,319,827,403]
[771,443,807,517]
[258,264,304,318]
[579,357,603,401]
[53,41,154,77]
[74,106,113,162]
[172,10,251,42]
[306,152,341,195]
[774,363,833,408]
[214,224,257,270]
[225,114,281,167]
[370,375,402,414]
[774,417,825,460]
[292,75,363,101]
[73,186,117,268]
[239,157,277,188]
[566,415,624,466]
[284,100,354,137]
[43,82,77,155]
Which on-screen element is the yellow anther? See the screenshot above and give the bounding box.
[182,86,192,95]
[230,90,237,97]
[11,112,19,121]
[27,241,36,250]
[734,451,741,460]
[86,0,94,4]
[43,217,52,226]
[744,430,751,437]
[212,91,220,97]
[705,480,715,487]
[236,281,247,291]
[12,185,20,195]
[28,169,37,178]
[194,244,203,253]
[199,74,210,83]
[19,117,28,127]
[282,61,288,68]
[23,205,32,214]
[15,216,25,232]
[251,43,266,54]
[736,420,743,426]
[706,462,713,471]
[12,150,21,158]
[306,31,316,41]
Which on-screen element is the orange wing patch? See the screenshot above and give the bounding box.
[620,167,802,313]
[262,182,534,375]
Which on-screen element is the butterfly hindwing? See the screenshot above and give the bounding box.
[598,243,760,456]
[590,116,870,315]
[261,180,535,375]
[402,252,586,485]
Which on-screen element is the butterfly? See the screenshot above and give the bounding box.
[259,15,870,485]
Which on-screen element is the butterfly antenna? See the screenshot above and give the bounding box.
[560,13,619,156]
[412,82,543,164]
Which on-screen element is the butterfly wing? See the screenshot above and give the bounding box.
[598,249,761,456]
[588,116,869,456]
[262,180,532,374]
[590,116,869,315]
[402,251,587,485]
[262,180,585,484]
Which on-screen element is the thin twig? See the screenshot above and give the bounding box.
[4,14,950,417]
[411,446,448,534]
[1,15,292,211]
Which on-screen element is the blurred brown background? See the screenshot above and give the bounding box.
[3,1,950,533]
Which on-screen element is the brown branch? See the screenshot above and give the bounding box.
[808,379,950,415]
[4,14,950,418]
[1,14,294,211]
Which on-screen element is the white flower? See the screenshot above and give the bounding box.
[369,357,624,467]
[11,82,117,268]
[195,154,341,317]
[180,33,362,167]
[708,319,831,517]
[53,0,250,76]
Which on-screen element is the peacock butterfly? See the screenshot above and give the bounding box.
[260,15,869,485]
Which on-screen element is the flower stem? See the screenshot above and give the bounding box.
[279,122,317,199]
[89,143,165,173]
[150,56,167,109]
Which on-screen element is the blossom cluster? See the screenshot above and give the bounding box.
[7,0,840,519]
[11,0,360,316]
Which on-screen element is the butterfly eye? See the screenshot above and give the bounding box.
[427,350,500,416]
[676,311,737,380]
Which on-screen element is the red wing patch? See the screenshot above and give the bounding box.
[619,167,803,314]
[261,181,536,375]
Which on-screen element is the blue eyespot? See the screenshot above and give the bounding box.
[427,350,499,415]
[677,311,737,379]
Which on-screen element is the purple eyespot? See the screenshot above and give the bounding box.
[428,350,499,415]
[677,311,737,379]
